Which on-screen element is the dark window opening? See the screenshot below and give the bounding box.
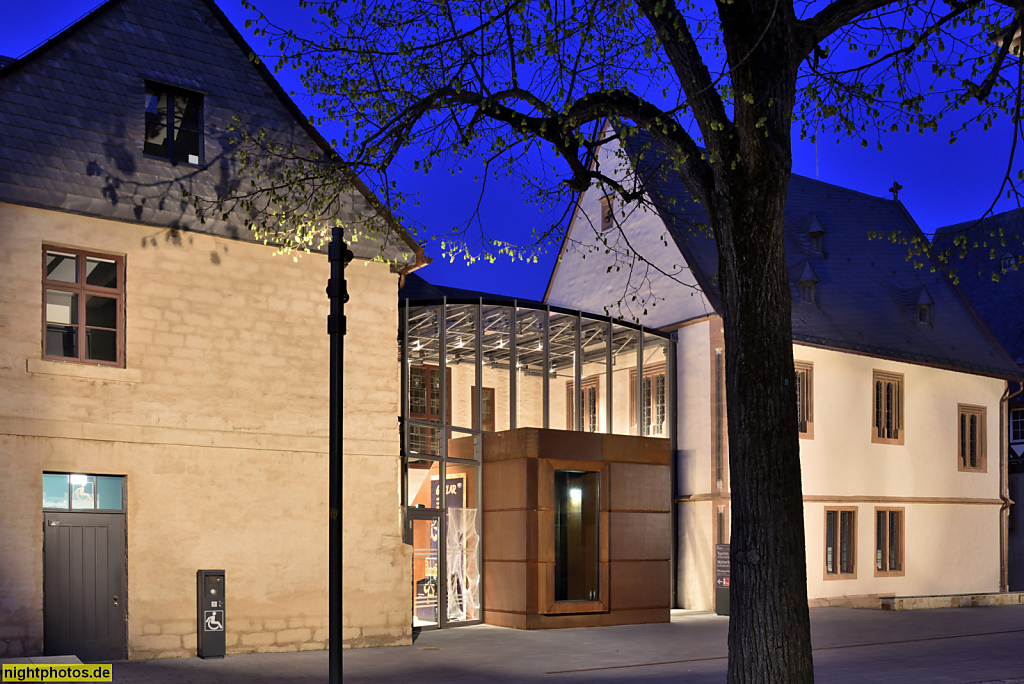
[826,509,856,576]
[800,282,816,305]
[145,83,203,165]
[554,470,600,601]
[600,197,614,233]
[873,372,903,443]
[795,362,813,435]
[875,509,903,574]
[958,404,986,471]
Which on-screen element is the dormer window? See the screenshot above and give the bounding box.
[1001,253,1017,271]
[807,214,827,257]
[599,196,614,233]
[916,286,934,325]
[798,261,820,305]
[800,282,816,304]
[144,83,203,165]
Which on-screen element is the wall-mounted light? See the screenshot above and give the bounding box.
[569,488,582,504]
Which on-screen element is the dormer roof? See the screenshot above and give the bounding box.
[808,213,827,235]
[799,261,820,284]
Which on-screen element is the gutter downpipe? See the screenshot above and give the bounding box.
[1002,379,1024,592]
[669,331,680,609]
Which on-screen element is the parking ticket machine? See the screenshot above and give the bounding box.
[197,569,225,658]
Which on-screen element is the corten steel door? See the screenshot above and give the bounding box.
[43,512,126,660]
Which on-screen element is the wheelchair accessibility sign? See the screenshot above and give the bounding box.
[204,610,224,632]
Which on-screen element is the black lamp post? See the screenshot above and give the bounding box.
[327,225,352,684]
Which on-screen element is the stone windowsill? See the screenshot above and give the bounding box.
[26,358,142,383]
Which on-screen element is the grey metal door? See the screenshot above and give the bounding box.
[43,512,126,661]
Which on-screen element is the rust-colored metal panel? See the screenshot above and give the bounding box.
[609,512,672,561]
[600,433,671,465]
[483,610,527,629]
[481,459,527,511]
[609,560,671,611]
[608,463,671,512]
[481,510,528,562]
[481,560,528,613]
[479,427,672,629]
[537,429,603,461]
[534,509,554,562]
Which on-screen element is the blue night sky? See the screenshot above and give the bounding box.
[2,0,1018,300]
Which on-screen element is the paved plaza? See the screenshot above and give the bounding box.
[7,605,1024,682]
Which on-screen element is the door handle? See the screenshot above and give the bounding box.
[113,595,119,606]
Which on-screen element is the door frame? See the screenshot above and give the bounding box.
[43,510,128,661]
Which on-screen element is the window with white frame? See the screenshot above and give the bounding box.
[1011,408,1024,444]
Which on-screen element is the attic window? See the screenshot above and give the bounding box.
[798,261,819,305]
[599,196,614,233]
[1001,253,1017,271]
[144,83,203,165]
[918,304,931,324]
[800,282,816,305]
[810,233,823,256]
[807,214,827,257]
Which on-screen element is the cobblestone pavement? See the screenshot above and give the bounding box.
[7,605,1024,682]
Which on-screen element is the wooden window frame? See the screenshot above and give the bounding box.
[566,376,599,432]
[42,245,125,368]
[957,404,987,473]
[795,361,813,439]
[629,363,667,436]
[823,507,857,580]
[409,365,451,456]
[471,386,495,432]
[874,507,905,577]
[871,370,904,445]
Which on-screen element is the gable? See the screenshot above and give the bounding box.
[0,0,421,265]
[544,135,713,328]
[547,127,1019,379]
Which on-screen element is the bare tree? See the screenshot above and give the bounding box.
[231,0,1024,680]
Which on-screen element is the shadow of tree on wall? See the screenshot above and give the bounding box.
[82,116,405,266]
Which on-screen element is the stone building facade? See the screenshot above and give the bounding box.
[0,0,423,659]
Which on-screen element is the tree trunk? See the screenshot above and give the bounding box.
[701,3,815,681]
[713,172,814,683]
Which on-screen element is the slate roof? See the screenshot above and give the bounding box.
[0,0,424,266]
[0,57,14,70]
[932,209,1024,365]
[400,272,499,302]
[621,132,1021,380]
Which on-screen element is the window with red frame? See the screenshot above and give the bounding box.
[43,247,124,366]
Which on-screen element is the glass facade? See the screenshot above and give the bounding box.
[400,295,672,628]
